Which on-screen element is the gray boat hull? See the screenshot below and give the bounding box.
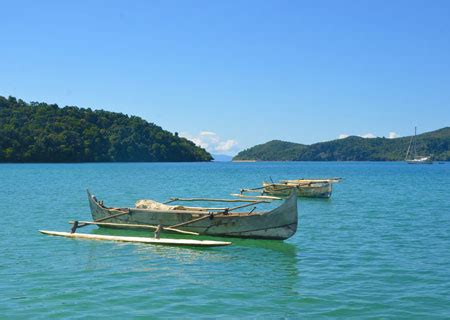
[263,182,332,198]
[87,191,298,240]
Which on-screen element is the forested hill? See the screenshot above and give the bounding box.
[0,96,212,162]
[233,128,450,161]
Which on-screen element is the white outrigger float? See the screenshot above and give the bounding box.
[39,230,232,247]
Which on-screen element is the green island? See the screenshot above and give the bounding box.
[234,128,450,161]
[0,96,212,162]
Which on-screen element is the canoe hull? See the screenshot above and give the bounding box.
[87,191,298,240]
[263,182,332,198]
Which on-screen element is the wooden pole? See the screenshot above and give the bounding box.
[227,200,266,212]
[163,198,178,204]
[77,209,130,228]
[241,186,265,192]
[70,221,79,233]
[167,200,267,229]
[177,206,229,211]
[280,178,341,184]
[69,220,200,236]
[230,194,282,200]
[240,189,263,193]
[168,214,213,229]
[165,197,269,203]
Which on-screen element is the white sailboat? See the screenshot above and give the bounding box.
[405,127,433,164]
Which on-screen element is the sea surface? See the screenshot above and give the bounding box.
[0,162,449,319]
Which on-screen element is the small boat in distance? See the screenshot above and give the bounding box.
[405,127,433,164]
[87,190,298,240]
[241,178,341,198]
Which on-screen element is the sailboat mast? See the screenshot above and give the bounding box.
[413,126,417,159]
[406,134,413,160]
[405,126,432,164]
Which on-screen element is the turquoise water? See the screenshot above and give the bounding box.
[1,162,449,319]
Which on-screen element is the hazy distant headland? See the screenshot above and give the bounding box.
[212,154,233,162]
[233,128,450,162]
[0,96,212,163]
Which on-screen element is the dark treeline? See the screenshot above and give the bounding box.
[0,96,212,162]
[234,128,450,161]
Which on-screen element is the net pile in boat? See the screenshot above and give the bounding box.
[135,200,184,211]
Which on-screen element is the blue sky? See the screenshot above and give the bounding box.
[2,0,450,155]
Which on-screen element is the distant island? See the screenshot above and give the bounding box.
[233,128,450,161]
[0,96,212,162]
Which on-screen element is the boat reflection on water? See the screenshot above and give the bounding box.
[134,235,301,293]
[90,226,299,256]
[80,226,302,306]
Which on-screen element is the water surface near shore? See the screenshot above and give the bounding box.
[0,162,449,318]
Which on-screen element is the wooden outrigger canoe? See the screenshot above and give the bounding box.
[265,178,341,198]
[39,230,231,247]
[242,178,341,199]
[263,181,332,198]
[87,190,298,240]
